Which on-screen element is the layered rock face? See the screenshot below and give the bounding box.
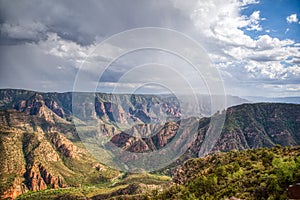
[0,89,183,199]
[1,89,299,199]
[0,89,248,124]
[110,103,300,158]
[0,108,119,199]
[110,122,179,152]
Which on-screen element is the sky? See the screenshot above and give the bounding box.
[0,0,299,97]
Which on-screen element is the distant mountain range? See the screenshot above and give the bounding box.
[244,96,300,104]
[0,89,299,199]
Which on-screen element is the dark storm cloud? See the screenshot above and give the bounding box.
[0,0,195,46]
[0,0,198,92]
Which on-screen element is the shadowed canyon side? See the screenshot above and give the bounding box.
[111,103,300,157]
[0,89,300,199]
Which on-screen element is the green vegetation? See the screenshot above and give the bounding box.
[17,187,85,200]
[16,172,170,200]
[116,173,171,185]
[60,156,119,186]
[149,145,300,200]
[19,146,298,200]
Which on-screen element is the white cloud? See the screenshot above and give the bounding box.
[286,14,298,23]
[240,0,260,6]
[246,10,264,31]
[285,28,290,34]
[179,0,300,96]
[256,35,294,50]
[39,33,93,67]
[286,85,300,92]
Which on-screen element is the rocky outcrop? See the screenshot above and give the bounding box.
[0,109,119,199]
[95,101,127,123]
[14,93,44,115]
[47,131,84,159]
[27,165,47,191]
[152,122,179,148]
[27,164,65,191]
[44,99,65,118]
[12,93,69,126]
[1,177,28,199]
[111,122,179,153]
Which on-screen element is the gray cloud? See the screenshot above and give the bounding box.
[0,44,77,91]
[0,0,195,45]
[0,0,198,91]
[0,0,299,97]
